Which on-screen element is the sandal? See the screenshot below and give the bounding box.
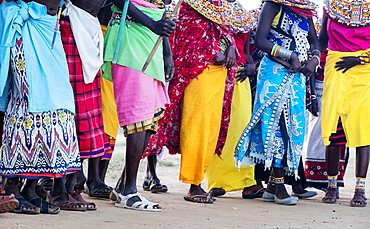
[143,178,151,191]
[35,184,48,200]
[0,194,19,213]
[242,185,266,199]
[71,190,97,211]
[29,197,60,214]
[149,178,168,193]
[49,194,87,211]
[87,183,112,199]
[12,196,40,214]
[350,191,367,207]
[183,193,214,204]
[115,192,162,212]
[209,188,226,197]
[322,188,338,204]
[110,189,119,202]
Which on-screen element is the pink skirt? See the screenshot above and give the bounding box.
[112,64,169,126]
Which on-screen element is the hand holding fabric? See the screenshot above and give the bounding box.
[300,58,318,76]
[289,52,301,73]
[236,64,255,82]
[334,56,360,73]
[224,45,236,69]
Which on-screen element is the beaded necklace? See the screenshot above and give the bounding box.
[324,0,370,27]
[229,1,257,33]
[184,0,235,25]
[264,0,317,10]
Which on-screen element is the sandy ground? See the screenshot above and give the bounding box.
[1,134,370,229]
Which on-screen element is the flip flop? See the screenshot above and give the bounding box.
[0,194,19,213]
[29,197,60,214]
[274,196,298,205]
[209,188,226,197]
[183,194,214,204]
[291,191,317,199]
[12,197,40,214]
[242,187,266,199]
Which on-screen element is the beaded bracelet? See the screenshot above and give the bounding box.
[271,44,281,57]
[358,52,370,65]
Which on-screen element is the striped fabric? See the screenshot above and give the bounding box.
[60,16,110,159]
[329,119,347,146]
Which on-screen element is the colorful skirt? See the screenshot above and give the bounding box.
[0,39,81,179]
[60,16,110,159]
[305,80,349,189]
[235,57,306,177]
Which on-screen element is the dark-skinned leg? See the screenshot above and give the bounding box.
[323,145,340,203]
[74,160,86,190]
[22,179,59,213]
[272,167,290,199]
[86,157,106,191]
[21,179,39,200]
[350,146,370,207]
[51,177,68,202]
[121,130,159,208]
[98,158,110,183]
[5,178,40,212]
[147,154,158,180]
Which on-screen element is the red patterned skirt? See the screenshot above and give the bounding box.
[60,16,110,159]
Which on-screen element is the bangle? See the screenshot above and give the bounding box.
[277,47,293,59]
[312,55,320,66]
[271,44,281,57]
[312,49,321,57]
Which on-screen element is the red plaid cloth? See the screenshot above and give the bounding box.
[144,3,237,157]
[60,16,110,159]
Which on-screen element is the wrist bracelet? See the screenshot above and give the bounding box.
[271,44,281,57]
[277,47,293,59]
[358,52,370,65]
[311,49,321,57]
[312,55,320,66]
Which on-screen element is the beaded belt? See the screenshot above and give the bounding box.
[111,12,136,23]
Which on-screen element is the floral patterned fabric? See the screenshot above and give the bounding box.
[144,2,237,157]
[235,57,306,177]
[0,40,81,179]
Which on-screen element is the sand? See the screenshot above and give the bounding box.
[1,135,370,229]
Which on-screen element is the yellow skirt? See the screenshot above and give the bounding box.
[206,79,255,192]
[179,64,227,185]
[100,75,120,138]
[322,49,370,147]
[101,25,119,138]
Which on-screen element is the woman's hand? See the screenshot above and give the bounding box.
[290,52,301,73]
[213,51,226,66]
[236,64,256,82]
[300,58,318,76]
[164,55,174,82]
[335,56,360,73]
[225,45,236,69]
[308,97,319,117]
